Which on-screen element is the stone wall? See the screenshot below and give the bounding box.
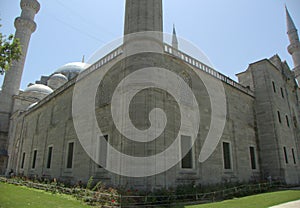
[238,57,300,184]
[7,52,261,189]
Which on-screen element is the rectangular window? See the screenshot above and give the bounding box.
[66,142,74,169]
[292,148,296,164]
[284,147,288,164]
[21,152,26,169]
[286,115,290,127]
[46,146,53,169]
[97,135,108,168]
[272,81,276,93]
[223,142,232,170]
[280,87,284,98]
[277,111,282,123]
[181,135,193,169]
[249,147,257,170]
[32,150,37,169]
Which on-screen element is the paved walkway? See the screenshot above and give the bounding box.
[270,199,300,208]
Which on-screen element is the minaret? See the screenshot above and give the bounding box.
[123,0,163,53]
[124,0,163,35]
[285,6,300,84]
[0,0,40,174]
[0,0,40,116]
[172,24,179,50]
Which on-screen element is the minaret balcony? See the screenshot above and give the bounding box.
[14,17,37,33]
[288,42,300,55]
[294,65,300,77]
[20,0,40,14]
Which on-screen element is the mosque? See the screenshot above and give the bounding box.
[0,0,299,190]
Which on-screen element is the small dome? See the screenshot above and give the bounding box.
[55,62,89,74]
[50,73,68,81]
[24,84,53,94]
[47,73,68,90]
[54,62,90,80]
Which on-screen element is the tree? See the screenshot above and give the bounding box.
[0,23,22,75]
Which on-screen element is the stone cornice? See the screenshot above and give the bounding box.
[13,94,39,103]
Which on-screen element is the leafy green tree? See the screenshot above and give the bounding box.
[0,24,22,75]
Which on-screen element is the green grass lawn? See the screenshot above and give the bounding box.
[183,190,300,208]
[1,182,300,208]
[0,182,90,208]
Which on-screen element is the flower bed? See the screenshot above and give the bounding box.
[0,176,286,207]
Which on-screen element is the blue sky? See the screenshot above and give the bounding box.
[0,0,299,90]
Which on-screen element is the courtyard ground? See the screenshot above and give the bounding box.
[182,190,300,208]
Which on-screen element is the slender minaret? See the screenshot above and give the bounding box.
[0,0,40,174]
[172,24,179,50]
[285,6,300,84]
[0,0,40,117]
[124,0,163,35]
[123,0,163,53]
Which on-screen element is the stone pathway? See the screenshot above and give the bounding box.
[269,199,300,208]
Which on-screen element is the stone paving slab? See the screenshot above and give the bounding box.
[269,200,300,208]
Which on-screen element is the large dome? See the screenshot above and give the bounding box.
[55,62,89,74]
[24,84,53,94]
[54,62,90,80]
